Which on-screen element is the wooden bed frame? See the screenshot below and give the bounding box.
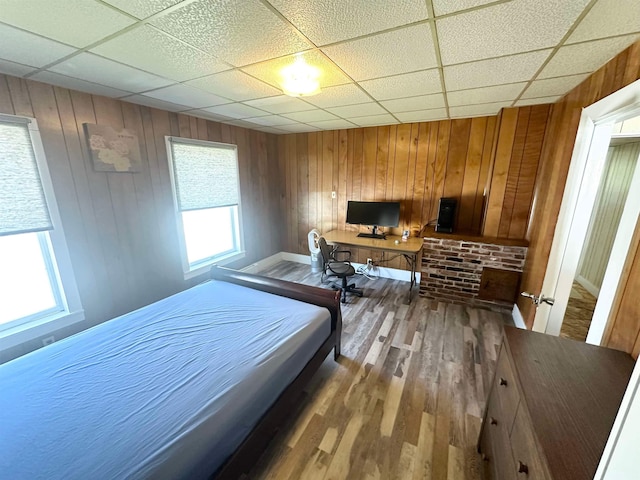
[210,266,342,480]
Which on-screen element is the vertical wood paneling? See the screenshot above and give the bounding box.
[280,111,550,269]
[0,73,283,345]
[519,40,640,345]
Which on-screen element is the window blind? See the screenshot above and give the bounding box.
[0,118,53,236]
[169,139,239,212]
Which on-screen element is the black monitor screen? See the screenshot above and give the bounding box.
[346,201,400,227]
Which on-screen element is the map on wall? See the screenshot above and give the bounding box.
[83,123,142,173]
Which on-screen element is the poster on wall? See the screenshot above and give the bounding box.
[83,123,142,173]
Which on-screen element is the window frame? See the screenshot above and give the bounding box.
[0,115,84,349]
[165,136,245,280]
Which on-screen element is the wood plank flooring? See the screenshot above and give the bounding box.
[245,261,512,480]
[560,281,597,342]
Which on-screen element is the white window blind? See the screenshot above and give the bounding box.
[0,116,52,236]
[169,139,239,212]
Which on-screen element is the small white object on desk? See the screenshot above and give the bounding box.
[394,240,400,244]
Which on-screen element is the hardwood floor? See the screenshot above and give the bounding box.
[560,281,597,342]
[245,261,512,480]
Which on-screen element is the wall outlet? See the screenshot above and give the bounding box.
[367,258,373,266]
[42,336,55,346]
[331,191,337,199]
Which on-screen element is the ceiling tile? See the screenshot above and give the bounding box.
[514,96,561,107]
[380,93,445,113]
[186,70,281,101]
[243,95,315,114]
[151,0,313,67]
[102,0,183,19]
[242,50,350,90]
[225,119,262,129]
[304,84,372,108]
[327,102,387,118]
[250,125,288,135]
[395,109,448,123]
[0,24,76,68]
[539,34,640,78]
[0,0,136,48]
[306,119,357,130]
[437,0,590,65]
[49,53,174,93]
[121,94,190,111]
[444,50,551,91]
[360,69,442,101]
[243,115,296,126]
[322,24,438,81]
[432,0,497,16]
[185,109,235,122]
[143,84,231,108]
[447,83,528,107]
[202,103,270,119]
[568,0,640,44]
[449,101,511,118]
[283,110,339,122]
[31,71,133,97]
[91,25,230,82]
[350,114,397,127]
[521,74,589,99]
[0,59,37,78]
[268,0,428,45]
[277,123,321,133]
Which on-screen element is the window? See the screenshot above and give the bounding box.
[166,137,244,278]
[0,114,83,345]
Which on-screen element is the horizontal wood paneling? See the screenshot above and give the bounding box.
[519,40,640,347]
[280,109,549,270]
[0,74,282,360]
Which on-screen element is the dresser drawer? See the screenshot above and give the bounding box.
[510,405,551,480]
[494,344,520,432]
[486,388,517,480]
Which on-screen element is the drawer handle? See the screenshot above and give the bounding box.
[518,461,529,475]
[499,377,508,387]
[490,417,498,426]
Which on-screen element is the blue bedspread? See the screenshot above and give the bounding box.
[0,280,331,479]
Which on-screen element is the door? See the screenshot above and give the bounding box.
[529,80,640,343]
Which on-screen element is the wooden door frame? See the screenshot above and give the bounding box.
[532,79,640,342]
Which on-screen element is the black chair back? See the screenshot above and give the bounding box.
[318,237,332,266]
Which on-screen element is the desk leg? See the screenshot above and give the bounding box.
[405,253,417,303]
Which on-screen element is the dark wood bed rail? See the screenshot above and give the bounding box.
[211,266,342,358]
[210,266,343,479]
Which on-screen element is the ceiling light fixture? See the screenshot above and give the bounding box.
[279,55,321,97]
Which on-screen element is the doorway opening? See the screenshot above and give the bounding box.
[531,78,640,346]
[560,119,640,341]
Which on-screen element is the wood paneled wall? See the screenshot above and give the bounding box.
[519,40,640,350]
[0,74,282,359]
[279,109,549,268]
[483,105,551,239]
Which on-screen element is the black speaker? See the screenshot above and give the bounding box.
[436,197,457,233]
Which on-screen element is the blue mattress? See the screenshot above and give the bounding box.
[0,280,331,479]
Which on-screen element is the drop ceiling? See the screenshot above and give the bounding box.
[0,0,639,134]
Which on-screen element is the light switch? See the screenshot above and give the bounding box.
[331,191,337,199]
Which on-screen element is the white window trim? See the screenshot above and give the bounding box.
[0,116,84,350]
[165,136,245,280]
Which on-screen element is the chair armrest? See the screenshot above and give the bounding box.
[327,261,351,275]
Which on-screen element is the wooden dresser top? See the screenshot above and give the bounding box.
[503,327,635,479]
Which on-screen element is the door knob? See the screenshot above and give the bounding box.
[521,292,555,306]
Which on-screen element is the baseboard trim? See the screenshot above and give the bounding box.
[512,304,527,329]
[575,275,600,299]
[280,252,421,283]
[240,253,284,274]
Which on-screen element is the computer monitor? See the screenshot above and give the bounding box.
[346,201,400,239]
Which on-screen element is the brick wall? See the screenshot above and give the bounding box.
[419,237,527,311]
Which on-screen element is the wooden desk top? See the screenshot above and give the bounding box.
[323,230,423,254]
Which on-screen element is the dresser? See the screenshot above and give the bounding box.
[478,327,635,479]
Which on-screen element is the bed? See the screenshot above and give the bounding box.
[0,266,342,479]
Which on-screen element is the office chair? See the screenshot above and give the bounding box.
[318,237,363,303]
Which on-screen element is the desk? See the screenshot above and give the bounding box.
[323,230,424,302]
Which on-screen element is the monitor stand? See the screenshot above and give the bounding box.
[357,226,386,239]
